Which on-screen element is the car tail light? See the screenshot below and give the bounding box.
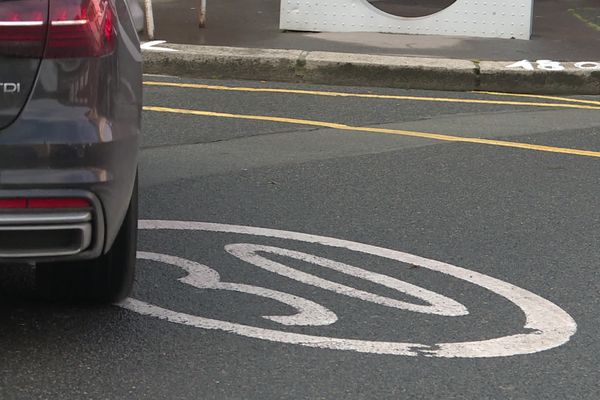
[46,0,116,58]
[0,198,28,208]
[28,197,92,208]
[0,197,91,209]
[0,0,48,57]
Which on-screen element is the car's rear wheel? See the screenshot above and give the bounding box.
[37,179,138,304]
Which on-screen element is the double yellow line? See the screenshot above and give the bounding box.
[143,81,600,159]
[144,81,600,111]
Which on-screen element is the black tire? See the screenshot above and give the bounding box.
[37,179,138,304]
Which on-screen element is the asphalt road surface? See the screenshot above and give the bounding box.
[2,76,600,399]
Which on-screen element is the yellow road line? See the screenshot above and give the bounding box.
[475,90,600,107]
[143,105,600,159]
[143,81,600,111]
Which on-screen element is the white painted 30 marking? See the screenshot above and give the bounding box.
[121,220,577,358]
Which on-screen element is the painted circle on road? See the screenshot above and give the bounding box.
[121,220,577,358]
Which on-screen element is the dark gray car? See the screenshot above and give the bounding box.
[0,0,142,302]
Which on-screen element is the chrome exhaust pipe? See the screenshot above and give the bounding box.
[0,212,93,258]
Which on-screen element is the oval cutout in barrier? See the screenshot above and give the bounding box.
[367,0,458,18]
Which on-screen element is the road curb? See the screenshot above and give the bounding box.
[142,43,600,94]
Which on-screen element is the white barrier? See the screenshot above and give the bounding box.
[280,0,534,40]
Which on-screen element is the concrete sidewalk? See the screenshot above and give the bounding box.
[141,0,600,93]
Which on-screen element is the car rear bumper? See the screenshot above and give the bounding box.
[0,20,141,260]
[0,0,141,264]
[0,189,105,262]
[0,134,138,262]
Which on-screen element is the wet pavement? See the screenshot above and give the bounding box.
[2,76,600,399]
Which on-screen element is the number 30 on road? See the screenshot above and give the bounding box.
[122,220,578,359]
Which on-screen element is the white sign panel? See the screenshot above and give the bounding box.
[280,0,533,40]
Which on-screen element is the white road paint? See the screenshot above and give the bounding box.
[121,220,577,358]
[574,62,600,71]
[225,244,467,316]
[507,59,600,71]
[140,40,178,53]
[138,251,337,326]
